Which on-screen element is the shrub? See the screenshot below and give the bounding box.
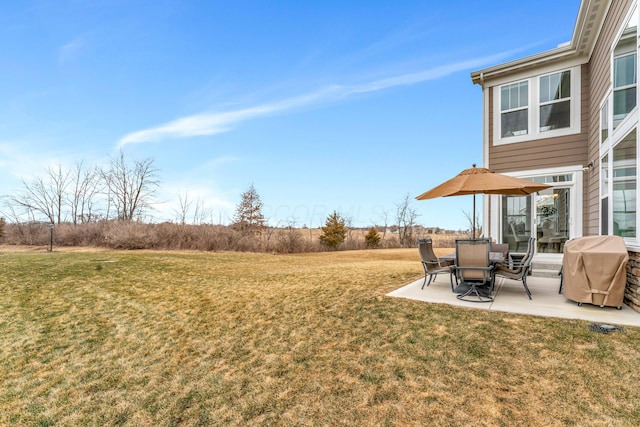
[318,211,347,250]
[364,226,381,248]
[273,226,305,253]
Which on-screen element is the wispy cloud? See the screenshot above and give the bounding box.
[57,36,86,65]
[118,48,525,148]
[202,155,240,168]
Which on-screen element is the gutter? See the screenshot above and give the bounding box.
[470,44,579,86]
[470,0,610,86]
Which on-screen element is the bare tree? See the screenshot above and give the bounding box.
[103,151,159,221]
[463,209,482,237]
[0,197,22,224]
[172,191,214,225]
[192,197,212,225]
[9,164,72,224]
[276,219,304,253]
[69,161,103,224]
[378,209,390,242]
[344,215,355,247]
[174,191,193,225]
[395,194,420,247]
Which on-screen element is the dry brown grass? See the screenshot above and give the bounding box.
[1,248,639,426]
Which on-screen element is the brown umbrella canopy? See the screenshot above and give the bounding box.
[416,164,552,237]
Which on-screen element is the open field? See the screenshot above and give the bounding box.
[1,247,640,426]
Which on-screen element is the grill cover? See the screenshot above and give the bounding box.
[562,236,628,308]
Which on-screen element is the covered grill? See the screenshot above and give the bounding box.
[562,236,629,308]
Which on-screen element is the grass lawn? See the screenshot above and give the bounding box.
[1,248,640,426]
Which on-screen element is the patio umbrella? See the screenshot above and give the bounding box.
[416,164,552,238]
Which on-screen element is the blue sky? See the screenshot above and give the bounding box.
[0,0,580,230]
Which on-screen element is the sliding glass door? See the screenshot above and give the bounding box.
[535,188,570,253]
[499,171,577,254]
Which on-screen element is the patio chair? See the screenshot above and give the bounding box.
[454,239,494,302]
[490,242,510,267]
[491,237,535,299]
[510,222,529,252]
[418,238,455,291]
[558,266,563,294]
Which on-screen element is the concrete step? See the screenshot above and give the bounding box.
[532,262,562,271]
[531,268,562,279]
[530,260,562,279]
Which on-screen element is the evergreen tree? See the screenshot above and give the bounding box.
[364,226,381,248]
[233,184,266,234]
[319,211,347,250]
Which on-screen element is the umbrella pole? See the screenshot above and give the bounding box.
[472,193,476,239]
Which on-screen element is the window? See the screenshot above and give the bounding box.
[612,130,637,237]
[601,154,609,197]
[613,53,637,128]
[500,81,528,137]
[494,66,580,145]
[613,8,637,130]
[530,174,572,183]
[601,100,609,143]
[535,188,570,254]
[600,5,638,240]
[540,71,571,132]
[501,195,531,252]
[601,155,609,234]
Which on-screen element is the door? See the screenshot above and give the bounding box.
[497,169,580,254]
[535,188,570,253]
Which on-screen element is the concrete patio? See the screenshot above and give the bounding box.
[388,273,640,328]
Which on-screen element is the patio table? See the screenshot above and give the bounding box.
[440,252,505,265]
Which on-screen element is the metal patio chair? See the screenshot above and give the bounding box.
[510,222,529,252]
[418,238,455,291]
[454,239,494,302]
[491,237,536,299]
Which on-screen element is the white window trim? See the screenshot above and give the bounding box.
[539,70,572,132]
[602,122,640,249]
[493,65,581,146]
[610,129,638,247]
[612,52,637,127]
[500,81,529,137]
[600,95,610,146]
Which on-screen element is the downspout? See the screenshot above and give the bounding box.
[479,72,492,238]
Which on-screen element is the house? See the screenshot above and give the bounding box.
[470,0,640,311]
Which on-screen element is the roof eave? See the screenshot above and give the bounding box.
[470,45,579,85]
[470,0,610,86]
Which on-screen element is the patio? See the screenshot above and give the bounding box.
[388,274,640,328]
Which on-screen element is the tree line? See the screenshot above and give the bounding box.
[0,154,468,252]
[2,151,159,225]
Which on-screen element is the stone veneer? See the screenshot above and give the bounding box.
[626,250,640,313]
